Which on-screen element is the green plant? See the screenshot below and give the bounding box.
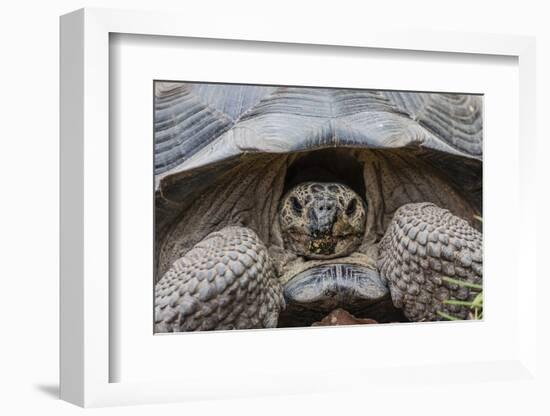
[436,277,483,321]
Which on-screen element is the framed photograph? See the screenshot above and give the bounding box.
[60,7,539,408]
[152,79,484,332]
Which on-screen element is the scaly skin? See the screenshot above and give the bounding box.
[378,203,482,321]
[155,226,284,332]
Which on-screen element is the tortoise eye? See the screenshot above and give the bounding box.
[290,197,303,215]
[346,199,358,216]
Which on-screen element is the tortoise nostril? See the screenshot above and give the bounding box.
[309,199,339,235]
[319,202,334,212]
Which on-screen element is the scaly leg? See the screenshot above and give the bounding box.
[378,203,482,321]
[155,226,285,332]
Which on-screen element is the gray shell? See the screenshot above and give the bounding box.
[155,82,482,195]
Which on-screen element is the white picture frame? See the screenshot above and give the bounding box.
[60,7,540,408]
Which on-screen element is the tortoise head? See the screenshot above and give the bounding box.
[278,182,366,259]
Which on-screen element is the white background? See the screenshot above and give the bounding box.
[1,0,548,415]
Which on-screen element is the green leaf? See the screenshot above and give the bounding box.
[472,293,483,308]
[437,311,461,321]
[443,300,475,307]
[442,276,483,290]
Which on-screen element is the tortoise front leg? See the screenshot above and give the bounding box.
[377,203,482,322]
[155,226,285,332]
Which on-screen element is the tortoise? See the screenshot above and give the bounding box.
[153,82,483,332]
